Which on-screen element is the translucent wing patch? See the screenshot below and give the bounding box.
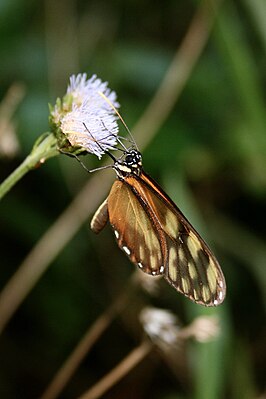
[164,232,225,306]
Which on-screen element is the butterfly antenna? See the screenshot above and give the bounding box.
[100,121,128,152]
[116,136,128,151]
[82,123,117,162]
[98,91,139,151]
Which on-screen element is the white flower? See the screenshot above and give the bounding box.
[183,315,220,343]
[140,307,221,352]
[61,104,119,158]
[67,74,119,110]
[140,307,180,347]
[52,73,120,158]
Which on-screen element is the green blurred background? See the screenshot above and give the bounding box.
[0,0,265,398]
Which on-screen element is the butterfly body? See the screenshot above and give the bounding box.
[91,149,226,306]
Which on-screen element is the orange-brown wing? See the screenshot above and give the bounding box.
[118,172,226,306]
[91,198,109,234]
[91,171,226,306]
[107,180,164,275]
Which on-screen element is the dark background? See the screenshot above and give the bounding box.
[0,0,265,398]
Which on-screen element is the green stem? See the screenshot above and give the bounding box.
[0,133,59,200]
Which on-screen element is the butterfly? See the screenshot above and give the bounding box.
[90,145,226,306]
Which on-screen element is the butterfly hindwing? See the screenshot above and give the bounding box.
[91,198,109,234]
[107,180,164,275]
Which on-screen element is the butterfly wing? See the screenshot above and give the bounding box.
[140,171,226,305]
[108,172,226,306]
[107,179,164,275]
[91,198,109,234]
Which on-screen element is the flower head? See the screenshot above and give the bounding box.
[183,315,220,343]
[139,307,221,353]
[50,73,120,158]
[140,307,181,349]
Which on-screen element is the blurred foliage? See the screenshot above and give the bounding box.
[0,0,265,398]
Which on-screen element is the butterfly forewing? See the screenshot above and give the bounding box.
[108,180,164,275]
[138,172,226,305]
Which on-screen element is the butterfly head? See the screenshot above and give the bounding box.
[114,149,142,179]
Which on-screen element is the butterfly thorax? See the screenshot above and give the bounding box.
[113,149,142,179]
